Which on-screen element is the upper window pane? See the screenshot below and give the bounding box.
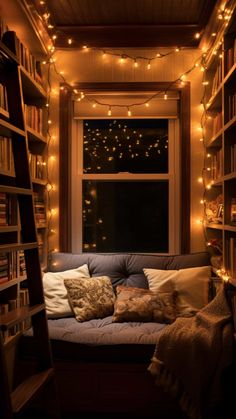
[83,119,168,174]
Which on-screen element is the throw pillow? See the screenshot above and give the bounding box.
[112,285,177,324]
[143,266,211,317]
[42,264,90,318]
[64,276,115,322]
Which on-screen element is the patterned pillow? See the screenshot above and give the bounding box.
[112,285,177,324]
[64,276,115,322]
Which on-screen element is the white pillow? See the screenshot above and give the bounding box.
[42,264,90,318]
[143,266,211,317]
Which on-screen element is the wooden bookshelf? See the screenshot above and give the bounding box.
[204,9,236,288]
[0,26,60,419]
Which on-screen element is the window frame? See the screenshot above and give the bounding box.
[59,81,190,254]
[72,118,179,254]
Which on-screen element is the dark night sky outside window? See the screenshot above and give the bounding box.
[83,119,168,174]
[82,119,169,253]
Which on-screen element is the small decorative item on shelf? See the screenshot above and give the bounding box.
[230,197,236,225]
[205,194,223,223]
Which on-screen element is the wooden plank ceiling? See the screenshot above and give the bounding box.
[34,0,218,48]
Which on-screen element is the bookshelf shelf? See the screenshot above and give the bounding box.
[224,224,236,232]
[205,223,223,230]
[0,225,18,233]
[0,242,38,253]
[224,114,236,132]
[0,185,32,195]
[20,65,47,101]
[27,126,47,143]
[206,87,222,111]
[0,303,45,331]
[32,178,47,186]
[0,117,25,137]
[0,276,27,291]
[206,129,223,148]
[11,368,55,414]
[224,62,236,84]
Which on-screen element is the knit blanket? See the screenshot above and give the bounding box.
[148,288,235,419]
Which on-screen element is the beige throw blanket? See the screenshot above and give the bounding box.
[148,288,235,419]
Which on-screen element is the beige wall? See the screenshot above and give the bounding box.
[47,46,206,253]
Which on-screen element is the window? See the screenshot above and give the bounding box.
[72,118,180,254]
[59,82,190,254]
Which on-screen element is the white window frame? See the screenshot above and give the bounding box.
[71,117,180,254]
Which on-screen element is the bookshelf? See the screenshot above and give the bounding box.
[0,27,60,418]
[0,30,48,267]
[204,10,236,289]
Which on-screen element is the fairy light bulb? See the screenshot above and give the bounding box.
[92,103,97,108]
[145,103,149,107]
[68,38,72,45]
[134,60,138,67]
[164,93,168,100]
[127,108,132,116]
[147,60,151,70]
[195,32,200,39]
[108,107,112,116]
[175,47,180,52]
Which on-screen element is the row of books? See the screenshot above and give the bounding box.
[208,148,223,181]
[0,288,30,342]
[0,190,47,228]
[0,83,8,111]
[25,104,44,135]
[230,143,236,173]
[2,30,43,86]
[0,136,14,174]
[0,252,17,283]
[228,92,236,121]
[224,40,236,75]
[34,192,47,226]
[0,251,25,283]
[0,192,17,226]
[29,153,47,180]
[211,61,223,98]
[212,112,222,136]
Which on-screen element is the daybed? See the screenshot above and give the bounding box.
[18,251,236,418]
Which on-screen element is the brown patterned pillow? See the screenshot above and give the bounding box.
[64,276,115,322]
[112,285,177,324]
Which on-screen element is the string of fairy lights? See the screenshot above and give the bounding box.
[38,0,235,267]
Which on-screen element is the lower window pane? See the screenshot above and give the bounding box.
[82,181,168,253]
